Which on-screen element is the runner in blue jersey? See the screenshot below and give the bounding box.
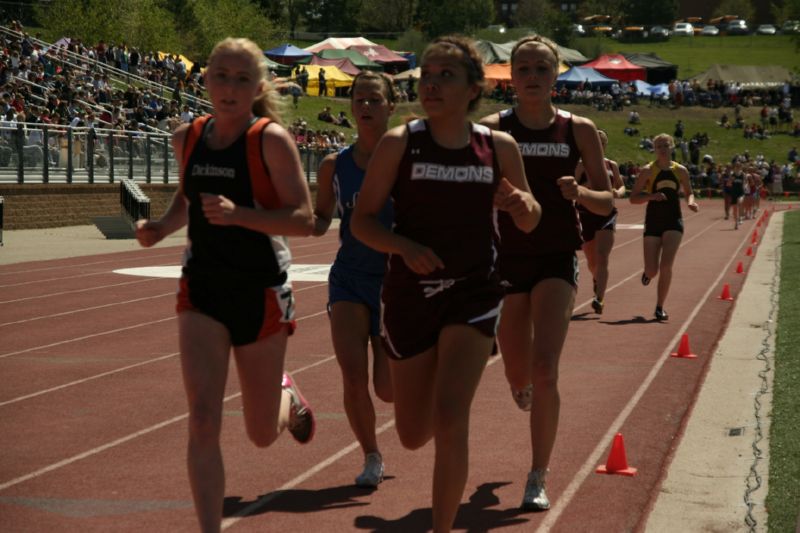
[313,71,396,488]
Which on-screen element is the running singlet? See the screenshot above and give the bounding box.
[577,159,616,215]
[645,161,683,224]
[497,108,582,256]
[180,116,290,286]
[730,172,745,197]
[332,145,392,276]
[388,119,500,282]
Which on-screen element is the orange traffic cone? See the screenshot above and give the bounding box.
[751,232,758,244]
[746,246,753,256]
[736,261,744,274]
[671,333,697,358]
[718,283,734,301]
[596,433,637,476]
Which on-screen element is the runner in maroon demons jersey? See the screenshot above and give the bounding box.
[480,35,613,512]
[135,38,314,533]
[575,129,627,314]
[352,36,540,533]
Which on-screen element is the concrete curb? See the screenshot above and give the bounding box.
[645,212,782,532]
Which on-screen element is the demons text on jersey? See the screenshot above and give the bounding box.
[516,142,570,158]
[410,163,494,184]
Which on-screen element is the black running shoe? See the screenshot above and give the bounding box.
[641,273,651,286]
[654,307,669,321]
[591,297,604,314]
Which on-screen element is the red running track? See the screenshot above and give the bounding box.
[0,201,787,532]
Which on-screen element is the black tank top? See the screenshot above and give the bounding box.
[388,119,500,283]
[181,117,290,286]
[645,161,683,223]
[497,108,582,256]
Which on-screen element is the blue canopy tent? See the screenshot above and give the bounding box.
[264,43,313,65]
[556,66,617,89]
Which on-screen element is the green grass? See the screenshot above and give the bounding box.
[282,93,800,168]
[575,34,800,79]
[767,208,800,533]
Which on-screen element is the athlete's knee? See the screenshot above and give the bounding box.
[187,404,222,444]
[531,358,559,389]
[395,424,431,450]
[247,426,279,448]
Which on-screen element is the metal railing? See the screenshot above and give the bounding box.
[0,122,337,185]
[0,122,176,184]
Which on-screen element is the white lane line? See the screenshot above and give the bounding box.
[0,278,157,305]
[0,308,331,405]
[0,270,116,289]
[0,235,340,277]
[0,293,175,327]
[538,219,751,531]
[0,353,180,408]
[0,317,176,360]
[0,356,335,493]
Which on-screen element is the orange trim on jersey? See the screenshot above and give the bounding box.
[180,115,212,188]
[246,117,283,210]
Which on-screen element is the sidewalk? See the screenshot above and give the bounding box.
[0,218,782,531]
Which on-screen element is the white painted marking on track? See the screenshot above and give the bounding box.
[616,223,644,230]
[113,264,332,282]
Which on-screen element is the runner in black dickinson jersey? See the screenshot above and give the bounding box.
[480,35,614,512]
[630,133,698,322]
[574,130,627,314]
[135,38,315,532]
[352,36,540,533]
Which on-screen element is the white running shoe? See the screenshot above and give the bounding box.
[511,384,533,412]
[355,452,384,488]
[521,468,550,511]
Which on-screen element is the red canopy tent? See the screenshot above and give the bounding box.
[581,54,646,82]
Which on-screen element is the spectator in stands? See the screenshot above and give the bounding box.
[179,104,193,123]
[788,146,798,163]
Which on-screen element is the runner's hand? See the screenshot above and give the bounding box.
[135,219,163,247]
[201,193,237,225]
[399,239,444,275]
[557,176,579,201]
[494,177,533,218]
[651,192,667,202]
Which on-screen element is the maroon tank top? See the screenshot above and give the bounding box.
[388,119,500,282]
[497,108,582,256]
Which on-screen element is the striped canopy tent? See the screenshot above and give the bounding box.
[305,37,378,54]
[314,49,383,71]
[293,64,353,96]
[348,45,409,74]
[308,56,362,77]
